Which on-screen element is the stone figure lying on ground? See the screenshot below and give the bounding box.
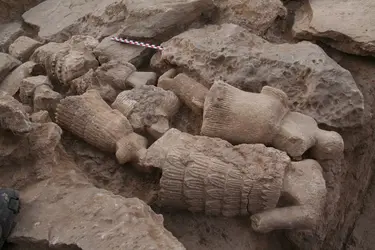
[158,70,344,160]
[55,89,148,170]
[141,128,327,233]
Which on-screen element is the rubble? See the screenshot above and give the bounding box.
[0,61,45,96]
[1,0,374,249]
[0,52,21,82]
[22,0,128,42]
[118,0,215,40]
[212,0,286,35]
[8,36,43,62]
[93,36,150,67]
[112,85,181,138]
[0,22,25,52]
[293,0,375,56]
[151,23,365,128]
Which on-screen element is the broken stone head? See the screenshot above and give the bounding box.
[30,35,99,86]
[55,90,148,170]
[141,128,326,233]
[112,85,180,139]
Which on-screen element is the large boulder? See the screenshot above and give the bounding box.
[293,0,375,57]
[22,0,215,43]
[8,171,186,250]
[212,0,286,35]
[151,23,364,128]
[118,0,215,40]
[22,0,128,42]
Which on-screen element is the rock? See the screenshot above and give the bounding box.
[126,72,157,88]
[152,23,365,128]
[22,0,128,42]
[0,0,44,23]
[70,69,118,103]
[93,36,150,67]
[112,85,181,138]
[293,0,375,57]
[30,35,99,86]
[19,75,52,105]
[0,91,32,134]
[8,36,43,62]
[95,61,136,90]
[69,61,136,102]
[0,22,25,52]
[0,61,45,96]
[0,53,21,82]
[33,84,62,115]
[118,0,215,40]
[8,171,185,250]
[212,0,286,35]
[30,110,52,123]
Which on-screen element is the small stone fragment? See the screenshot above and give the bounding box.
[33,84,62,115]
[19,75,52,105]
[0,22,25,52]
[0,53,21,82]
[30,110,52,123]
[0,91,32,134]
[0,61,45,96]
[93,36,150,67]
[8,36,43,62]
[126,71,157,88]
[152,23,365,128]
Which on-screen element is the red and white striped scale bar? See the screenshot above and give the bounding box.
[111,37,164,51]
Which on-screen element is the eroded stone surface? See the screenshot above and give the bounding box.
[0,61,45,96]
[0,0,44,23]
[8,171,185,250]
[152,23,364,128]
[22,0,128,42]
[0,22,25,52]
[212,0,286,35]
[9,36,43,62]
[112,85,180,138]
[118,0,215,40]
[94,36,150,67]
[293,0,375,56]
[0,52,21,82]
